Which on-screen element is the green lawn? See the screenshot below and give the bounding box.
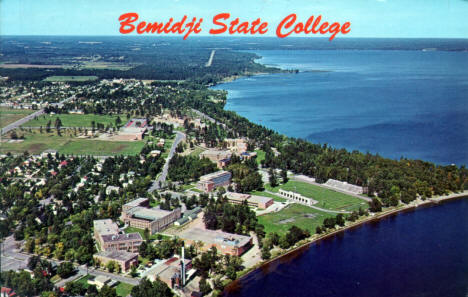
[43,75,98,82]
[59,140,144,156]
[258,204,333,235]
[116,282,134,297]
[254,149,266,165]
[23,113,124,127]
[0,108,34,128]
[189,147,206,157]
[249,190,286,202]
[266,180,367,212]
[0,131,144,155]
[124,226,160,240]
[74,274,92,289]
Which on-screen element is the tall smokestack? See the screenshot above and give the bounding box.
[181,246,186,286]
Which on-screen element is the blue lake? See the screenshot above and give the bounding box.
[213,49,468,165]
[224,198,468,297]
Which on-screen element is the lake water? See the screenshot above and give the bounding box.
[213,49,468,165]
[224,198,468,297]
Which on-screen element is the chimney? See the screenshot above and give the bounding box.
[181,246,186,286]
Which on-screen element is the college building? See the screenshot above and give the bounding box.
[196,171,232,192]
[225,192,274,209]
[94,250,139,273]
[121,198,181,234]
[93,219,143,253]
[178,228,252,256]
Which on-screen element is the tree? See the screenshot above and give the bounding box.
[369,198,382,212]
[57,262,75,278]
[269,168,278,187]
[336,214,345,227]
[281,169,289,184]
[261,247,271,260]
[98,285,117,297]
[199,278,212,296]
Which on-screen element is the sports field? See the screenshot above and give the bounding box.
[266,180,367,211]
[258,204,334,235]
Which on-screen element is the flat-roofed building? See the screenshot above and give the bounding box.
[94,219,119,242]
[225,192,274,209]
[100,233,143,253]
[199,150,232,168]
[179,228,252,256]
[93,219,142,253]
[197,171,231,192]
[94,250,138,273]
[122,197,149,212]
[121,198,181,234]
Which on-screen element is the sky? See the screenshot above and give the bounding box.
[1,0,467,38]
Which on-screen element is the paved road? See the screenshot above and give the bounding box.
[148,131,186,192]
[1,96,75,135]
[1,109,45,135]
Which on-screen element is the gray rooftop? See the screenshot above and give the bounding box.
[94,219,119,236]
[95,250,138,262]
[101,232,143,243]
[179,228,251,247]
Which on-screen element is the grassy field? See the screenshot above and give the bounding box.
[258,204,333,235]
[124,226,161,241]
[254,149,266,165]
[266,180,367,212]
[116,282,134,297]
[74,274,92,288]
[23,113,124,127]
[0,132,144,155]
[0,108,34,128]
[43,75,98,82]
[189,147,206,157]
[249,190,286,202]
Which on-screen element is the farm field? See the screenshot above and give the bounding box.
[258,204,333,235]
[0,131,144,155]
[266,180,368,212]
[22,113,125,127]
[0,108,34,128]
[43,75,98,82]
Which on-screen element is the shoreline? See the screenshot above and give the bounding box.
[222,191,468,295]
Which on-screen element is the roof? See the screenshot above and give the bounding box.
[95,250,138,262]
[226,192,251,202]
[94,219,119,236]
[123,197,148,208]
[101,232,143,243]
[179,228,251,248]
[184,206,202,217]
[176,217,190,225]
[248,195,273,204]
[199,170,231,181]
[127,206,173,221]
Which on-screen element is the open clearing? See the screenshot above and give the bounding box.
[258,204,333,235]
[23,113,125,127]
[266,180,368,212]
[0,131,144,155]
[0,108,34,128]
[43,75,98,82]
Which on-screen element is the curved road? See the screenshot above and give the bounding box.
[148,131,186,192]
